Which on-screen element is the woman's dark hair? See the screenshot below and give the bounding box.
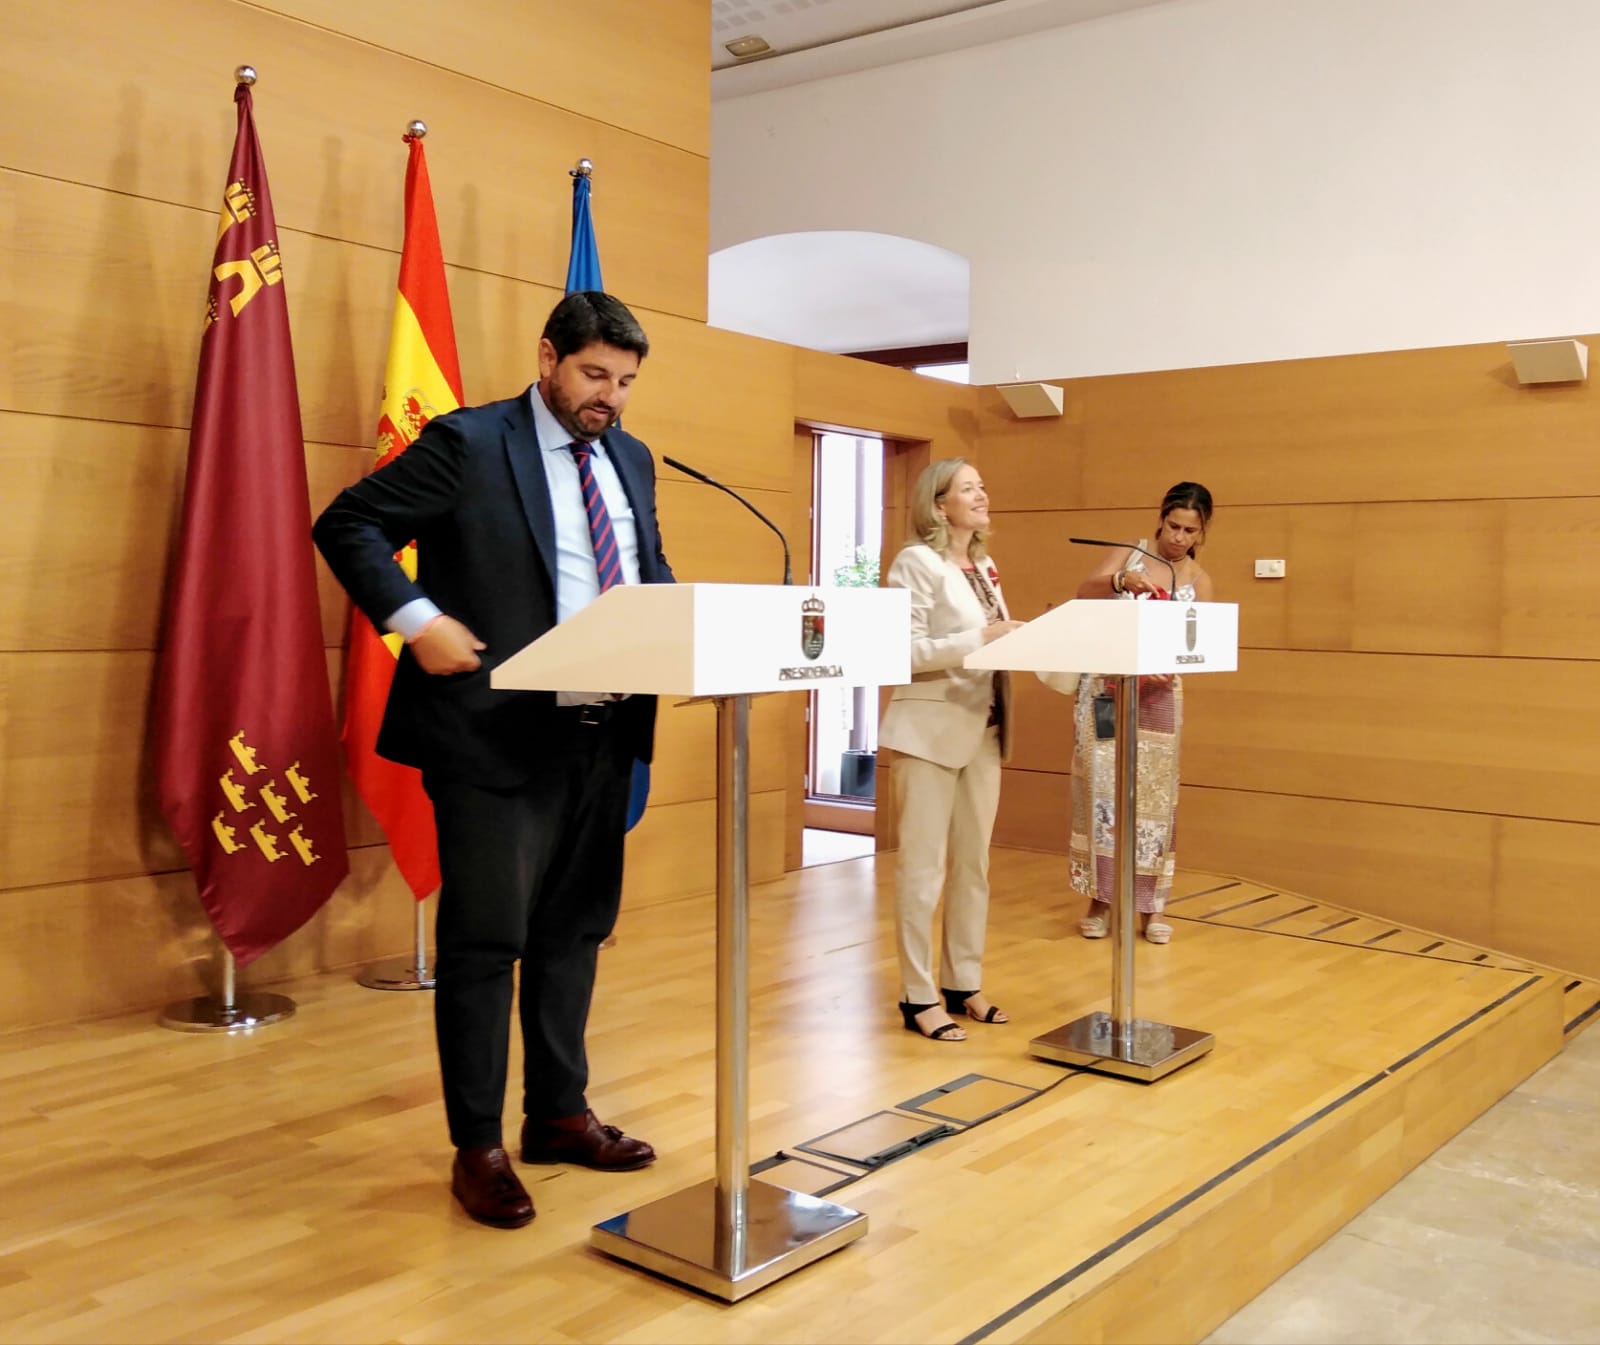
[541,290,650,361]
[1160,481,1213,557]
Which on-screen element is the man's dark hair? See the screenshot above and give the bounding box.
[541,291,650,362]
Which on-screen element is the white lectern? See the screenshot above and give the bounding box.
[967,598,1239,1081]
[493,583,910,1298]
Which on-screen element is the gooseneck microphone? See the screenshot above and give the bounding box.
[663,455,793,584]
[1068,537,1177,598]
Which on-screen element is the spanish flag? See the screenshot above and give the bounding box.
[341,130,461,901]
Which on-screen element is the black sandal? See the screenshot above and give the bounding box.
[942,988,1009,1024]
[899,1001,965,1041]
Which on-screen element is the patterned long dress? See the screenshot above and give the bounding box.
[1068,555,1195,915]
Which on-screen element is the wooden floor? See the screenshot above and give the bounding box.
[0,851,1581,1345]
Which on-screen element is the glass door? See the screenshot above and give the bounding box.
[806,431,884,832]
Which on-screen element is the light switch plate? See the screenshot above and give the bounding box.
[1254,558,1287,579]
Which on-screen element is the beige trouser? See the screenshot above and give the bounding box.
[892,727,1003,1005]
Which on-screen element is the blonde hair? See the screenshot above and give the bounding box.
[907,457,989,562]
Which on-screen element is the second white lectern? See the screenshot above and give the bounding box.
[493,583,910,1299]
[967,597,1239,1081]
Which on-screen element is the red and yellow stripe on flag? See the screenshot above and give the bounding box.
[342,130,463,901]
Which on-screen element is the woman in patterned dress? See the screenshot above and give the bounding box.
[1071,482,1215,944]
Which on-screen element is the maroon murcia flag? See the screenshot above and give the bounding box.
[152,80,348,964]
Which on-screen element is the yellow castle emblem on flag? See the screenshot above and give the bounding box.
[209,729,326,867]
[203,178,285,330]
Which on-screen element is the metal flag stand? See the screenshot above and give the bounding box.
[159,940,296,1034]
[590,694,868,1299]
[1029,674,1214,1081]
[356,897,435,991]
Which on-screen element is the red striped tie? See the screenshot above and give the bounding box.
[568,442,624,592]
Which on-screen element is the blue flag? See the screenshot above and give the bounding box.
[565,170,604,293]
[565,167,649,831]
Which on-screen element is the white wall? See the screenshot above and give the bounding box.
[711,0,1600,382]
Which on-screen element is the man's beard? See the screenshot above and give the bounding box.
[550,385,617,442]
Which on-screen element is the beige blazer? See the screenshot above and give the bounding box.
[879,543,1013,770]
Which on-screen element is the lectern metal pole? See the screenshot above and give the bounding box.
[1109,673,1139,1049]
[1028,674,1216,1081]
[715,692,751,1241]
[591,692,868,1299]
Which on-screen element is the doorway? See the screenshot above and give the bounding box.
[802,430,883,866]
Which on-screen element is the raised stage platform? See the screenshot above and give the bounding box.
[1,851,1592,1344]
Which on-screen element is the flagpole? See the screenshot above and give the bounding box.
[159,941,297,1033]
[348,118,451,993]
[570,154,617,957]
[356,894,437,990]
[153,63,343,1032]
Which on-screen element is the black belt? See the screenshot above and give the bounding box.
[573,702,618,726]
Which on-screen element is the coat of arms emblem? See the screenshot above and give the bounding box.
[801,596,826,661]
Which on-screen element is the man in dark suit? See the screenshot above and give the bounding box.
[314,291,673,1229]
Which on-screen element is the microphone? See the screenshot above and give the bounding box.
[1069,536,1176,599]
[663,456,793,584]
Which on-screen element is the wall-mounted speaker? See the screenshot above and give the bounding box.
[996,381,1065,418]
[1507,338,1588,385]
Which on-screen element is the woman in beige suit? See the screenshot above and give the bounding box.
[880,459,1022,1042]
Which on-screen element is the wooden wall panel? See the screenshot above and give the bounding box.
[0,0,1001,1030]
[0,416,366,656]
[793,348,979,452]
[1178,788,1498,951]
[977,335,1600,513]
[621,790,787,909]
[0,650,377,888]
[1,650,182,889]
[256,0,710,155]
[0,0,811,1031]
[656,483,791,583]
[0,847,421,1034]
[0,413,189,653]
[4,171,771,473]
[1175,787,1600,982]
[1,170,402,441]
[2,0,708,322]
[992,767,1073,856]
[1008,672,1079,776]
[648,695,788,807]
[994,499,1600,660]
[0,645,786,890]
[629,323,794,494]
[2,171,216,431]
[979,333,1600,980]
[1182,650,1600,824]
[1492,817,1600,977]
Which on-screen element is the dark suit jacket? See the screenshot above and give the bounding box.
[313,387,675,787]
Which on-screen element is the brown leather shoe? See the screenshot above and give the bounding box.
[451,1145,535,1228]
[520,1109,656,1171]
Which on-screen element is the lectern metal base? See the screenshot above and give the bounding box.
[355,957,436,991]
[591,1177,867,1301]
[158,992,296,1034]
[1030,1011,1214,1082]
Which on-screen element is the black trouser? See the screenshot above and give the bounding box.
[423,710,633,1150]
